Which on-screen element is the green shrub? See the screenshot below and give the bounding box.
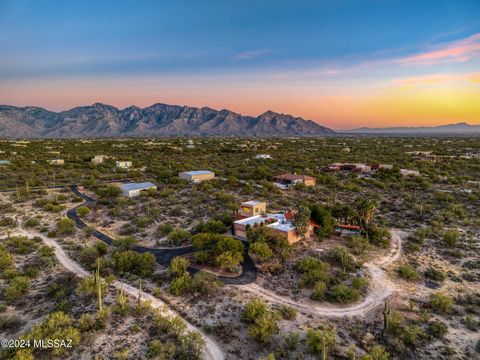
[4,276,30,303]
[20,312,80,356]
[147,340,176,359]
[428,320,448,338]
[250,242,274,262]
[55,218,76,236]
[113,250,157,277]
[296,257,330,288]
[76,206,90,217]
[156,223,174,237]
[194,220,227,234]
[0,246,13,271]
[306,328,336,358]
[326,285,360,304]
[397,263,420,281]
[443,230,460,247]
[169,272,191,296]
[352,277,369,290]
[167,228,191,245]
[277,305,297,320]
[424,267,445,282]
[310,281,327,301]
[176,331,205,360]
[430,292,454,314]
[168,257,190,276]
[190,271,223,296]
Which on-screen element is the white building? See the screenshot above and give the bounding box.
[92,155,108,164]
[0,160,11,165]
[400,169,420,177]
[255,154,272,159]
[48,159,65,165]
[116,160,132,169]
[120,182,156,197]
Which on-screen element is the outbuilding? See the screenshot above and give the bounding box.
[178,170,215,183]
[120,182,156,197]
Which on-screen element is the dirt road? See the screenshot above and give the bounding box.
[239,229,406,318]
[13,228,224,360]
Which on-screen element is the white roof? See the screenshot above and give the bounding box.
[120,182,155,192]
[242,200,264,206]
[234,213,294,233]
[182,170,214,176]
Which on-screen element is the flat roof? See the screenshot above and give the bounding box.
[242,200,264,206]
[0,160,11,165]
[120,181,156,191]
[234,213,294,233]
[181,170,214,176]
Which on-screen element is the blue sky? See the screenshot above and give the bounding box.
[0,0,479,128]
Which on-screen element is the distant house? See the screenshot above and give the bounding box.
[323,163,392,174]
[334,224,361,237]
[255,154,272,159]
[463,152,480,159]
[412,154,440,162]
[48,159,64,165]
[120,182,156,197]
[92,155,108,164]
[274,174,316,188]
[400,169,420,177]
[233,212,314,244]
[236,200,267,219]
[178,170,215,183]
[0,160,11,165]
[116,160,132,169]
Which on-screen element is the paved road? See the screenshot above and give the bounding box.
[13,226,225,360]
[68,186,258,285]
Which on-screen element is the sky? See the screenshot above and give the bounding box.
[0,0,479,129]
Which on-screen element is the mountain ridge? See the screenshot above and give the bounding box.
[342,122,480,134]
[0,103,335,138]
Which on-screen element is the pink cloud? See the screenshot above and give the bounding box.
[397,33,480,65]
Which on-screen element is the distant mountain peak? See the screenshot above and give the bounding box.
[0,102,335,138]
[343,122,480,134]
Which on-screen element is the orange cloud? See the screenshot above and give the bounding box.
[469,73,480,83]
[397,33,480,65]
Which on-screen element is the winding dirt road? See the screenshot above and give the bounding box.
[239,229,406,318]
[13,228,224,360]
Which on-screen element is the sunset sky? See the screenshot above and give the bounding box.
[0,0,479,129]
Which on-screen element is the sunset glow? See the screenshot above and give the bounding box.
[0,0,479,129]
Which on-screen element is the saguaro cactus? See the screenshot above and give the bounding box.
[382,302,391,333]
[137,279,142,306]
[96,258,102,312]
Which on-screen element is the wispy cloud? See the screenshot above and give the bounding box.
[396,33,480,65]
[469,73,480,83]
[233,49,276,60]
[394,72,480,88]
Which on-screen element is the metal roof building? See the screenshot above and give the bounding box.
[120,181,156,197]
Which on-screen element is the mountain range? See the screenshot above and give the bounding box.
[344,122,480,134]
[0,103,335,138]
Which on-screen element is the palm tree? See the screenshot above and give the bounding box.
[354,199,378,235]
